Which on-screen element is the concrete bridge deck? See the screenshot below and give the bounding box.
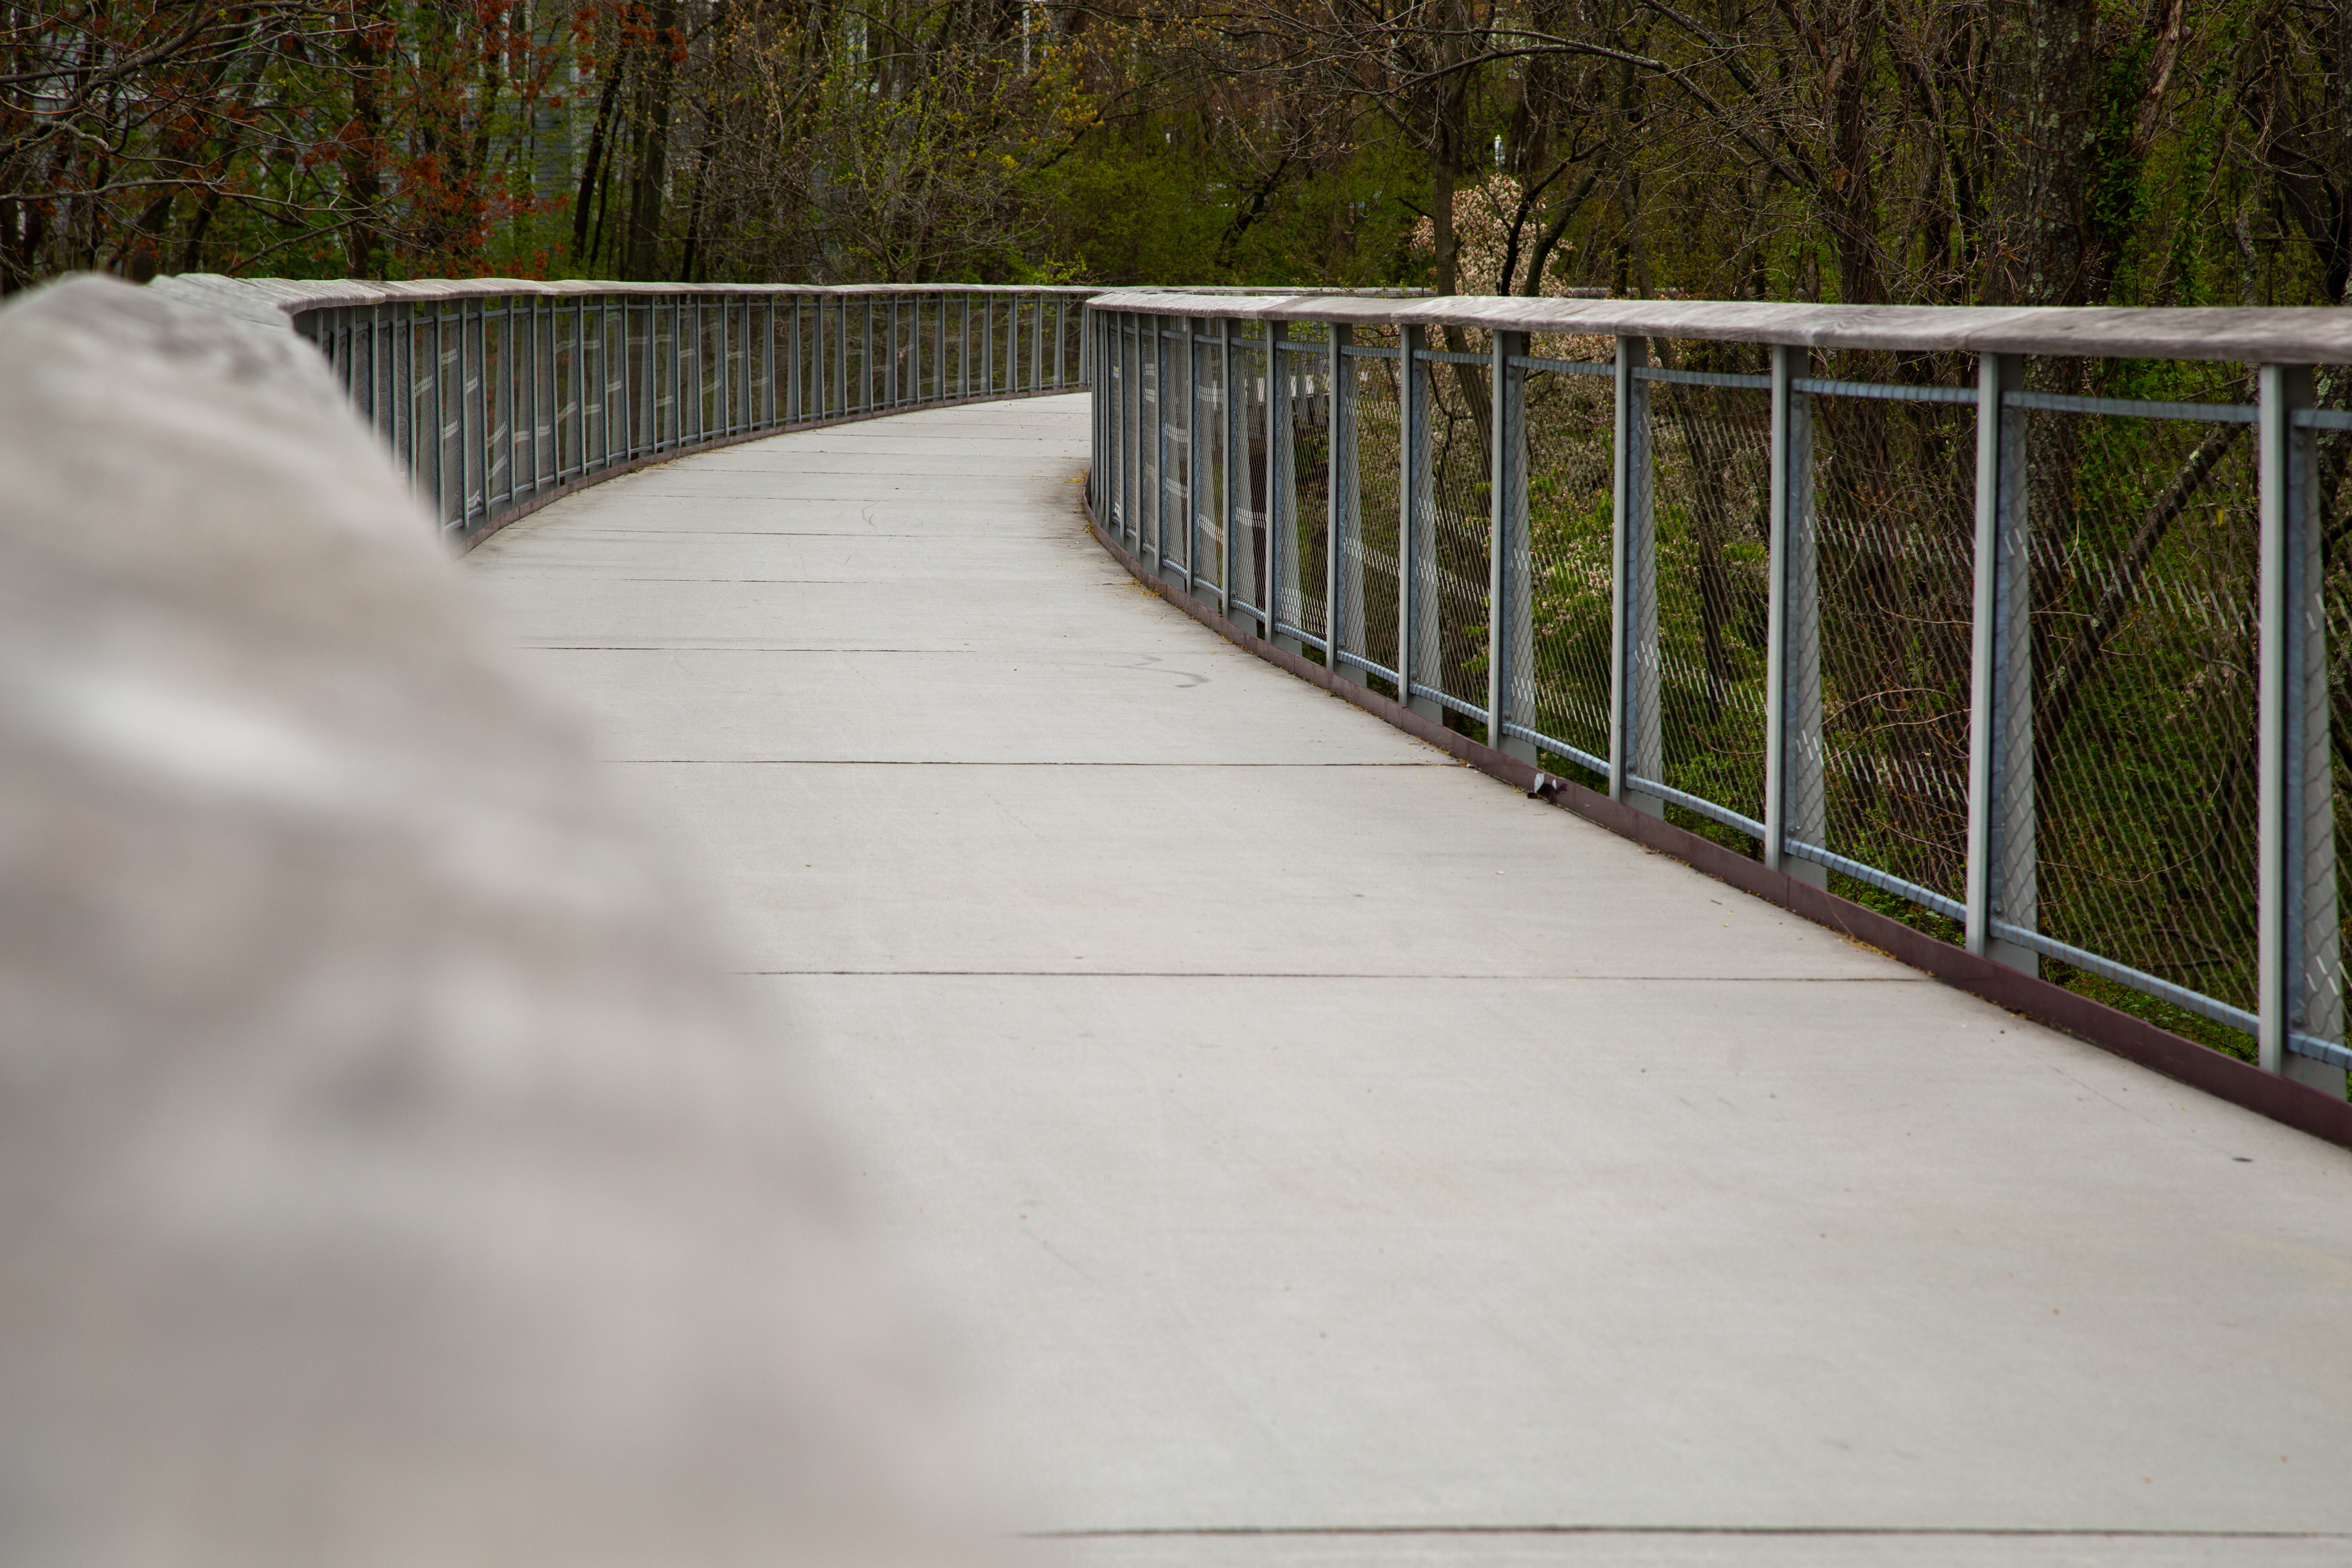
[465,393,2352,1564]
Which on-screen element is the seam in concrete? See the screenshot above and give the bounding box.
[1024,1526,2352,1541]
[743,971,1934,981]
[1083,502,2352,1152]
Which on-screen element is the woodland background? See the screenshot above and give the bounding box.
[6,0,2352,306]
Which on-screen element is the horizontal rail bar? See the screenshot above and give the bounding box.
[1273,621,1330,653]
[1082,289,2352,366]
[2289,1033,2352,1070]
[1625,775,1766,840]
[1501,722,1609,780]
[2291,408,2352,430]
[1790,378,1977,404]
[1512,355,1614,377]
[1783,840,1968,922]
[1989,921,2258,1037]
[2002,390,2259,423]
[1415,349,1490,366]
[1335,649,1401,684]
[1634,366,1773,390]
[1408,681,1491,724]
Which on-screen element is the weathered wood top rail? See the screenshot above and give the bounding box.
[1094,287,2352,363]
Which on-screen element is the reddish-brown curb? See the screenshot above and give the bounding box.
[1085,510,2352,1151]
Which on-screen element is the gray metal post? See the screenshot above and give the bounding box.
[1398,325,1440,719]
[1157,316,1173,570]
[1222,317,1243,620]
[1964,351,2036,972]
[1190,318,1209,594]
[1609,336,1662,813]
[1490,330,1534,762]
[2259,363,2346,1090]
[1765,345,1827,884]
[788,297,802,422]
[1269,321,1301,652]
[1031,294,1045,391]
[1330,324,1365,686]
[465,299,486,529]
[1126,314,1142,548]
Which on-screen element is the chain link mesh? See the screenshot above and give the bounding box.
[1806,383,1976,904]
[1427,329,1495,723]
[1350,328,1405,688]
[1645,345,1773,834]
[1522,361,1616,775]
[1281,326,1334,647]
[2024,396,2260,1031]
[1236,329,1269,619]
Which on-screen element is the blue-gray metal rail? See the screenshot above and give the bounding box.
[1085,289,2352,1096]
[255,280,1102,542]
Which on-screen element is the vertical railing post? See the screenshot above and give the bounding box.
[1222,316,1242,621]
[1330,323,1364,686]
[1490,330,1533,762]
[1269,320,1300,653]
[1399,324,1440,719]
[430,299,448,528]
[1965,351,2036,972]
[1129,310,1147,550]
[834,297,847,416]
[1189,316,1207,594]
[2259,363,2346,1090]
[1090,311,1105,517]
[1609,335,1661,813]
[1765,344,1828,884]
[466,297,487,531]
[1157,314,1174,572]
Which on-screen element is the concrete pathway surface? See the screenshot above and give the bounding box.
[465,396,2352,1565]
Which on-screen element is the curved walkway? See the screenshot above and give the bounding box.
[466,394,2352,1564]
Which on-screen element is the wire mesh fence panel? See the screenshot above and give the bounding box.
[1167,326,1194,574]
[1644,346,1773,835]
[2319,424,2352,1056]
[701,302,722,437]
[2024,397,2262,1035]
[1142,326,1163,564]
[1522,363,1616,776]
[1806,383,1977,908]
[927,298,945,401]
[1427,333,1495,723]
[1235,331,1269,621]
[1351,330,1404,687]
[485,310,513,509]
[555,311,577,475]
[1284,332,1334,649]
[1195,331,1227,598]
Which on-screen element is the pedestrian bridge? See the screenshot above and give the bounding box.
[473,390,2352,1562]
[9,274,2352,1565]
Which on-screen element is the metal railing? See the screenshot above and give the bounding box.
[1085,290,2352,1095]
[153,276,1103,542]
